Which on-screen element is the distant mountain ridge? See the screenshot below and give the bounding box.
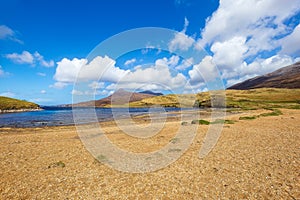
[72,89,162,107]
[228,62,300,90]
[138,90,163,96]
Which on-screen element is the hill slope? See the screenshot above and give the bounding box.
[0,96,40,112]
[130,88,300,109]
[73,89,158,107]
[228,62,300,90]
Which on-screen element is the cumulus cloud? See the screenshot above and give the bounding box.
[198,0,300,49]
[188,56,219,84]
[34,52,54,67]
[0,25,23,43]
[124,58,137,66]
[6,51,34,64]
[168,18,195,52]
[280,24,300,55]
[115,56,187,90]
[222,54,296,85]
[5,51,54,67]
[53,56,128,87]
[71,89,113,96]
[176,57,194,70]
[211,36,248,69]
[50,82,69,89]
[53,55,187,91]
[88,81,105,89]
[194,0,300,86]
[40,90,46,94]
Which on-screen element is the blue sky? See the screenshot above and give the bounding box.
[0,0,300,105]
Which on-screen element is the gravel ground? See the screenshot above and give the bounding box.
[0,109,299,199]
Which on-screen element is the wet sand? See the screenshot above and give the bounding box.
[0,109,299,199]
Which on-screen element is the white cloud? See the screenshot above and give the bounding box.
[188,56,219,84]
[0,91,15,98]
[40,90,46,94]
[210,36,248,69]
[155,55,180,68]
[0,25,14,39]
[176,57,194,70]
[88,81,105,89]
[0,25,22,43]
[280,24,300,55]
[37,72,46,77]
[53,56,129,86]
[226,75,255,87]
[168,17,195,52]
[50,82,69,89]
[193,0,300,86]
[34,52,54,67]
[71,89,112,96]
[119,56,186,89]
[5,51,54,67]
[124,58,137,66]
[6,51,34,64]
[198,0,300,51]
[103,56,187,91]
[221,54,295,82]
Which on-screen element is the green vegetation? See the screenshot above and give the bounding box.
[128,88,300,110]
[181,121,188,126]
[191,119,210,125]
[191,119,235,125]
[48,161,65,168]
[211,119,235,124]
[97,154,109,162]
[168,148,182,152]
[259,109,283,117]
[0,96,40,111]
[239,116,257,120]
[169,138,180,144]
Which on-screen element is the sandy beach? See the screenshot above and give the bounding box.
[0,109,299,199]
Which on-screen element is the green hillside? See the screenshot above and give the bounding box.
[129,88,300,110]
[0,96,40,111]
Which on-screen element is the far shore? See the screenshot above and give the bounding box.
[0,108,43,114]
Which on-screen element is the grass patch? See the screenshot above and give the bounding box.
[239,116,257,120]
[191,119,210,125]
[0,96,40,111]
[48,161,65,168]
[97,154,109,162]
[211,119,235,124]
[191,119,235,125]
[168,148,182,152]
[181,121,188,126]
[169,138,180,144]
[259,109,282,117]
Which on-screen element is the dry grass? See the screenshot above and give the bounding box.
[0,96,39,111]
[127,88,300,110]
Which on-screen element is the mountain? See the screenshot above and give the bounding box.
[73,89,158,107]
[228,62,300,90]
[138,90,163,96]
[0,96,40,113]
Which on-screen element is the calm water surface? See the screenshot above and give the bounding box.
[0,107,185,128]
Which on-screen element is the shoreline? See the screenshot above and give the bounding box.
[0,108,43,114]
